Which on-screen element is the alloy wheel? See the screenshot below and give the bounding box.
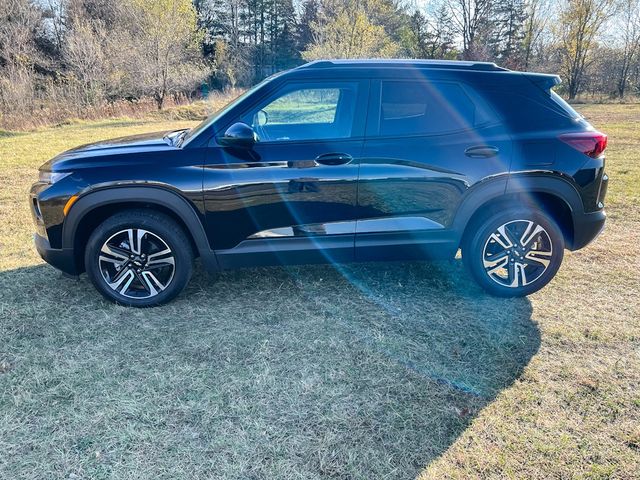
[482,219,553,288]
[98,228,175,299]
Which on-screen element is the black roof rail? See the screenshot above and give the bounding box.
[297,59,508,72]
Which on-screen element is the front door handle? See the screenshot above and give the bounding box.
[315,153,353,166]
[465,145,499,158]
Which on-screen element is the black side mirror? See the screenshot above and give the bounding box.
[219,122,257,148]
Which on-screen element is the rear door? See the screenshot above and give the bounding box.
[203,79,369,267]
[355,76,512,260]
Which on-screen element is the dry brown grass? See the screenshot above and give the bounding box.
[0,103,638,479]
[0,89,244,131]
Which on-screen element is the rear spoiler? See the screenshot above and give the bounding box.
[522,73,561,90]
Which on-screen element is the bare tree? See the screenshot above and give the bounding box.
[0,0,42,115]
[614,0,640,97]
[522,0,551,69]
[555,0,616,99]
[447,0,493,59]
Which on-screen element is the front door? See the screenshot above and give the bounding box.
[203,80,369,267]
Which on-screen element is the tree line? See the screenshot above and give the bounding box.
[1,0,639,128]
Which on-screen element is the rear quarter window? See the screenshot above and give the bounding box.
[550,90,582,119]
[479,88,580,132]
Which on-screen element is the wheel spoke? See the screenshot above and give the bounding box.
[506,259,517,286]
[519,221,545,248]
[145,262,174,271]
[524,249,552,268]
[141,271,166,295]
[127,228,148,255]
[484,252,509,276]
[99,255,127,268]
[147,248,174,266]
[490,225,514,249]
[101,243,130,260]
[108,269,135,294]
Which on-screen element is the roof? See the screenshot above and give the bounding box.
[298,59,508,72]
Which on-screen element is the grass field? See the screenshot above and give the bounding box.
[0,104,639,479]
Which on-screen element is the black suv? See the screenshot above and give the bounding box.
[30,60,608,306]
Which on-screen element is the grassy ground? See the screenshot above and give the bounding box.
[0,104,639,479]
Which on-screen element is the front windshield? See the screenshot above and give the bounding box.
[181,74,281,146]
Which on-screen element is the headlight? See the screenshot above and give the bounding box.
[39,171,71,184]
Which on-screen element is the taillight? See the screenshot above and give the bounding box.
[558,132,607,158]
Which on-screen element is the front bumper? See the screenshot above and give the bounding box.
[34,233,79,275]
[570,209,606,250]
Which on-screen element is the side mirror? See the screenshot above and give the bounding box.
[219,122,256,148]
[255,109,268,126]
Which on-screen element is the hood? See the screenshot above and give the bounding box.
[66,130,173,153]
[41,130,183,171]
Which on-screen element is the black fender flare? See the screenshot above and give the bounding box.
[451,176,508,237]
[504,173,584,214]
[63,186,219,272]
[451,173,584,243]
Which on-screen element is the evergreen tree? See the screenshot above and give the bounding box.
[491,0,527,68]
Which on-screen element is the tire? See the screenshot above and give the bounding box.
[85,209,193,307]
[462,208,564,297]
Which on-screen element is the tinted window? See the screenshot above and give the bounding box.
[245,83,358,142]
[378,81,483,136]
[550,90,582,119]
[480,89,580,132]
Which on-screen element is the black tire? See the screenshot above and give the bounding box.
[85,209,193,307]
[462,208,564,297]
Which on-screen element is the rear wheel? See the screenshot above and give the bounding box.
[85,210,193,307]
[462,208,564,297]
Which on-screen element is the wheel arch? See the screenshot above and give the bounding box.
[63,186,218,273]
[454,174,583,250]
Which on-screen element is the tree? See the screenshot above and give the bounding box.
[614,0,640,97]
[0,0,43,115]
[400,6,457,59]
[297,0,320,51]
[302,0,400,60]
[522,0,551,69]
[491,0,527,68]
[555,0,616,99]
[62,17,109,106]
[129,0,208,109]
[447,0,494,60]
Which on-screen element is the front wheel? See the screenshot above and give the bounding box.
[462,208,564,297]
[85,210,193,307]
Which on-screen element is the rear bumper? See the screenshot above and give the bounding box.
[570,209,606,250]
[34,233,79,275]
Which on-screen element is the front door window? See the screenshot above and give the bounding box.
[244,83,359,142]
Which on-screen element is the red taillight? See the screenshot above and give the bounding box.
[559,132,607,158]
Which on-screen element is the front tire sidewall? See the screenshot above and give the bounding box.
[463,209,565,297]
[85,213,192,307]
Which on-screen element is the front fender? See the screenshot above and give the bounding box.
[63,186,219,272]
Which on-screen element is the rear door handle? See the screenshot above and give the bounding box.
[465,146,499,158]
[315,153,353,166]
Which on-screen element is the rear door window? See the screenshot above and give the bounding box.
[375,80,492,137]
